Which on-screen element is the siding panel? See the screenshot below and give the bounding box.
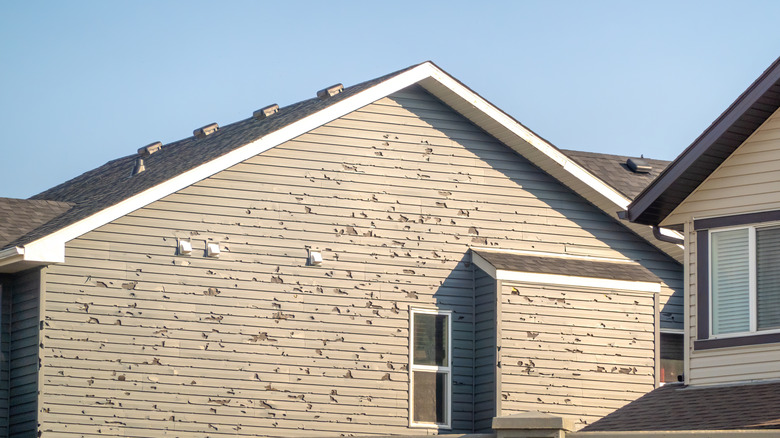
[498,282,656,430]
[9,269,40,438]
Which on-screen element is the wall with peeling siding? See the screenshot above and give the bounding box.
[8,269,40,438]
[473,268,496,432]
[498,282,656,429]
[37,85,680,436]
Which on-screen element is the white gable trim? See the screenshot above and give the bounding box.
[10,62,648,265]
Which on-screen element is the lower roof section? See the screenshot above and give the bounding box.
[583,381,780,431]
[472,249,660,293]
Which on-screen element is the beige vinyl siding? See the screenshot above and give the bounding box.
[662,108,780,386]
[8,269,41,438]
[39,86,678,436]
[498,282,656,430]
[663,108,780,225]
[473,268,497,432]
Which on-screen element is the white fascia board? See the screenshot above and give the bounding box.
[16,64,437,264]
[423,66,631,210]
[0,247,25,269]
[496,270,661,294]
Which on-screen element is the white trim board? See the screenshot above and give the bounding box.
[4,61,668,267]
[471,251,660,294]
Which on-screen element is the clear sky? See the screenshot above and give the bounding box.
[1,1,779,199]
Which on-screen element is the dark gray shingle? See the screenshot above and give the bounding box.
[473,250,659,283]
[2,65,420,250]
[561,149,670,200]
[584,381,780,431]
[0,198,73,248]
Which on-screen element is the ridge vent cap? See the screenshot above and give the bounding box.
[317,83,344,100]
[194,123,219,138]
[137,141,162,156]
[626,157,652,173]
[253,104,279,120]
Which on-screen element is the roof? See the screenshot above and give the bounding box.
[0,60,682,270]
[627,56,780,226]
[0,198,73,249]
[473,250,659,283]
[561,150,670,200]
[4,65,417,250]
[583,381,780,431]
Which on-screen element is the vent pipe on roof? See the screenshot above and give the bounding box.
[131,157,146,176]
[317,84,344,100]
[626,158,652,173]
[194,123,219,138]
[253,104,279,120]
[137,141,162,156]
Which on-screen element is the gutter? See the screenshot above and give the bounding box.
[653,226,684,246]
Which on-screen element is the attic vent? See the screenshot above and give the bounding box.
[317,83,344,100]
[194,123,219,138]
[627,158,652,173]
[137,141,162,156]
[131,157,145,176]
[253,104,279,120]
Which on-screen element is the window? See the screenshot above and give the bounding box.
[659,332,683,384]
[409,309,451,428]
[710,225,780,336]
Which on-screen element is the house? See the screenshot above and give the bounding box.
[0,62,683,437]
[582,56,780,433]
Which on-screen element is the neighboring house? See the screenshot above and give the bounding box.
[0,62,683,437]
[585,56,780,432]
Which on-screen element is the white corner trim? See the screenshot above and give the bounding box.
[13,64,438,264]
[497,270,660,293]
[424,66,631,210]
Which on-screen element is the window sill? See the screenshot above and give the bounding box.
[694,332,780,350]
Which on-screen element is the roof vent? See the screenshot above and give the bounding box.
[194,123,219,138]
[137,141,162,156]
[626,158,652,173]
[253,104,279,120]
[317,83,344,100]
[131,157,145,176]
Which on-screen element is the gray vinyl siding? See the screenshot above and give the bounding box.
[38,85,679,436]
[8,269,41,438]
[498,282,656,430]
[473,268,496,432]
[0,278,9,437]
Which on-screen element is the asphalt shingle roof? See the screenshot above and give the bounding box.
[583,381,780,431]
[2,65,419,250]
[0,198,73,249]
[561,149,670,200]
[473,250,659,283]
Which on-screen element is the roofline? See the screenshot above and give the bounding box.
[2,61,667,266]
[627,56,780,225]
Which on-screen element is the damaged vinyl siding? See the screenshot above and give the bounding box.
[498,282,656,429]
[39,85,677,436]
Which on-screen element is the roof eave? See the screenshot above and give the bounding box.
[627,56,780,226]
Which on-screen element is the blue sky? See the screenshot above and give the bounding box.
[1,1,779,199]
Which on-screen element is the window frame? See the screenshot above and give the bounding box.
[694,210,780,350]
[408,308,452,429]
[708,224,780,339]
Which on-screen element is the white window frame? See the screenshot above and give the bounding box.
[409,308,452,429]
[709,224,780,339]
